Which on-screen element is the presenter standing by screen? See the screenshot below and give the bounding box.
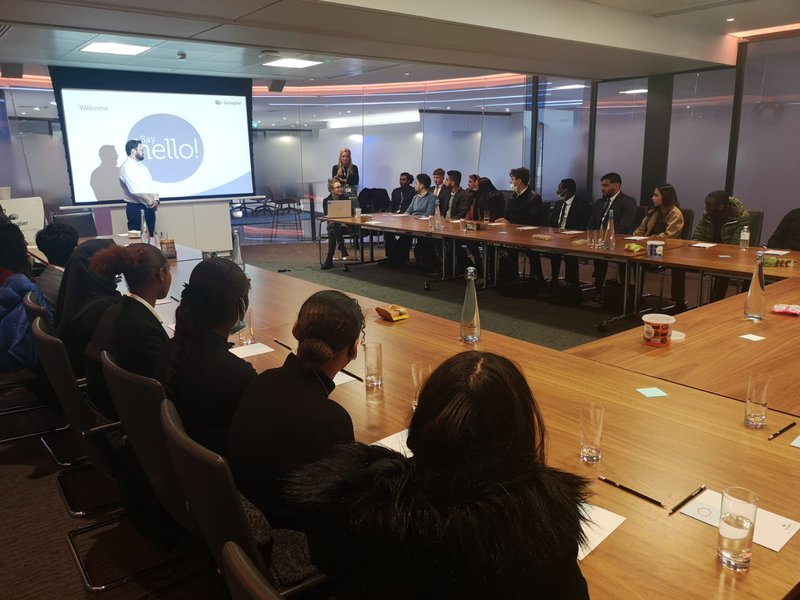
[119,139,159,234]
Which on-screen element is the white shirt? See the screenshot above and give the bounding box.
[119,158,159,206]
[125,292,163,323]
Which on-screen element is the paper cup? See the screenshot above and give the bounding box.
[647,240,665,257]
[642,313,675,346]
[127,230,141,239]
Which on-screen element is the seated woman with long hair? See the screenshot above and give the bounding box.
[285,351,591,599]
[84,243,171,420]
[155,257,256,454]
[634,184,686,310]
[321,178,354,270]
[228,290,363,528]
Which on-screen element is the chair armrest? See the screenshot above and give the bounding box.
[82,421,122,437]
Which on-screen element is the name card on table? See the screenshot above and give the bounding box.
[229,343,274,359]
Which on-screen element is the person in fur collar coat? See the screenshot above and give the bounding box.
[285,351,591,599]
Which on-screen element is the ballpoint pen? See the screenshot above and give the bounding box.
[768,421,797,441]
[598,476,667,509]
[274,339,364,382]
[668,484,706,515]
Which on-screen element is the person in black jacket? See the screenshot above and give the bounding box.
[388,172,415,213]
[496,167,545,286]
[286,351,591,600]
[332,147,359,191]
[767,208,800,250]
[228,290,363,528]
[550,178,592,303]
[156,257,256,455]
[85,243,171,420]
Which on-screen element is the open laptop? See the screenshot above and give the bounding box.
[327,200,353,218]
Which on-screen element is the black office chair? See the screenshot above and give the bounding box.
[53,211,98,237]
[222,541,284,600]
[747,210,764,246]
[160,399,326,597]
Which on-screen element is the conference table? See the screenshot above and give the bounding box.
[567,276,800,417]
[161,258,800,599]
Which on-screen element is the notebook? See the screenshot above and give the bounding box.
[327,200,352,218]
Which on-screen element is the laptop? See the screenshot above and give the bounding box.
[327,200,353,218]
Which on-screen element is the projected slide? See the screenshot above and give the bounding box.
[60,89,254,203]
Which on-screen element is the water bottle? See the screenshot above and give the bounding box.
[232,228,245,272]
[433,204,443,232]
[605,209,616,250]
[744,251,766,320]
[140,209,149,242]
[460,266,481,343]
[740,226,750,251]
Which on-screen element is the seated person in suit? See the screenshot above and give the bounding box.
[156,258,256,455]
[35,222,78,307]
[767,208,800,250]
[55,239,121,377]
[85,243,171,420]
[0,223,54,373]
[286,351,591,599]
[549,179,591,303]
[496,167,544,286]
[445,170,470,219]
[431,168,449,216]
[461,177,507,278]
[228,290,361,527]
[692,190,750,302]
[321,178,355,270]
[384,173,437,268]
[634,184,686,310]
[388,172,415,213]
[587,172,638,302]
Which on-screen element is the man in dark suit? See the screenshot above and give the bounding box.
[431,168,450,216]
[549,178,591,303]
[587,172,638,301]
[496,167,544,286]
[388,172,415,213]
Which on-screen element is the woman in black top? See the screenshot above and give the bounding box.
[156,257,256,454]
[228,290,363,528]
[286,351,591,600]
[85,243,171,420]
[331,147,359,190]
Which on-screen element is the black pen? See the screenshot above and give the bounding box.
[768,421,797,441]
[598,476,667,509]
[273,339,364,382]
[170,295,180,302]
[668,484,706,515]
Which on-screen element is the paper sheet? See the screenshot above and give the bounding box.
[764,250,790,256]
[559,230,583,235]
[372,429,412,457]
[740,334,765,341]
[680,489,799,552]
[516,226,538,230]
[624,236,649,241]
[155,298,173,305]
[578,504,626,560]
[637,387,667,398]
[229,342,274,358]
[691,243,717,248]
[333,371,358,386]
[791,435,800,449]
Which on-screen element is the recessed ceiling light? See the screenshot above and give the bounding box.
[272,123,276,126]
[312,114,317,117]
[505,108,510,112]
[620,89,648,95]
[80,41,150,56]
[551,84,588,91]
[20,112,26,115]
[34,107,40,111]
[726,17,735,22]
[404,72,410,76]
[446,106,451,110]
[50,101,56,105]
[263,58,322,69]
[283,117,287,120]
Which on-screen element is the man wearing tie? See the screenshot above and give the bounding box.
[431,168,449,216]
[587,172,637,302]
[549,179,591,303]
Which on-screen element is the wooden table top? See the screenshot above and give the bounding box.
[192,263,800,599]
[567,277,800,417]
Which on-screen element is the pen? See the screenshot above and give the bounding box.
[170,295,180,302]
[598,476,667,509]
[273,339,364,382]
[668,484,706,515]
[768,421,797,441]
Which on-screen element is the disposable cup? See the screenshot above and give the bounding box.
[642,313,675,346]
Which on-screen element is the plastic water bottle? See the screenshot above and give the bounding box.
[232,228,245,272]
[460,266,481,343]
[605,209,616,250]
[139,209,149,242]
[740,226,750,251]
[744,251,766,320]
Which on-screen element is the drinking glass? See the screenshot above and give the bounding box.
[580,401,605,463]
[411,362,433,410]
[717,486,758,572]
[364,342,383,389]
[744,373,770,429]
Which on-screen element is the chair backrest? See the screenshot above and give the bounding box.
[747,209,764,246]
[634,204,647,228]
[680,208,695,240]
[222,541,284,600]
[52,212,98,237]
[30,317,115,477]
[160,398,269,577]
[23,291,52,329]
[101,351,198,535]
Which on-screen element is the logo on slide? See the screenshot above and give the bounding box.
[128,114,204,183]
